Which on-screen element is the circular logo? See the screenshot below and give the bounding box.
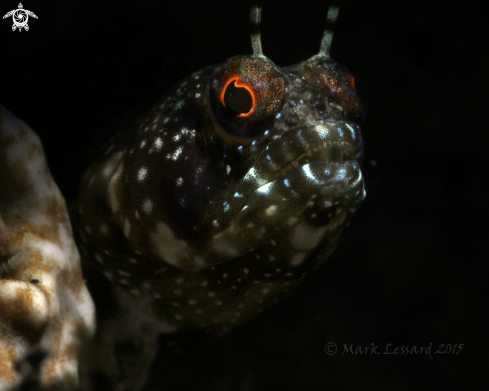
[13,9,27,27]
[324,342,337,355]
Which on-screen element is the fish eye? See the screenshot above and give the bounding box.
[221,78,255,117]
[208,55,286,143]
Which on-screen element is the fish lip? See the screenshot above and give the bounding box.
[262,120,363,184]
[273,141,359,179]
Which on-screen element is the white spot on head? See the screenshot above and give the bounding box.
[138,167,148,181]
[150,221,192,268]
[143,199,153,214]
[176,177,183,186]
[171,146,183,160]
[265,205,278,216]
[302,164,317,181]
[155,137,163,150]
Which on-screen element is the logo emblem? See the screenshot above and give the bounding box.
[3,3,37,32]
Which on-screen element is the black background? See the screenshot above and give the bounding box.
[1,0,488,390]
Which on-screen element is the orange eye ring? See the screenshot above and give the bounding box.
[219,77,256,118]
[348,74,356,89]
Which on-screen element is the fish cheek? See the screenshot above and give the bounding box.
[123,129,230,248]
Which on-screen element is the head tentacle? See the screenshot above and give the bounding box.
[319,3,341,57]
[250,3,264,57]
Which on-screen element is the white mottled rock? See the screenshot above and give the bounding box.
[0,105,95,390]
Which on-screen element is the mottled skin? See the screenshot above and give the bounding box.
[75,36,365,337]
[0,105,95,390]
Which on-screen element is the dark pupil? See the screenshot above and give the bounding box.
[224,80,253,115]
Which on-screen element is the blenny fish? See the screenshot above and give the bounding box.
[75,3,365,337]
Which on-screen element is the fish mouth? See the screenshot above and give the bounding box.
[270,141,357,183]
[247,119,364,189]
